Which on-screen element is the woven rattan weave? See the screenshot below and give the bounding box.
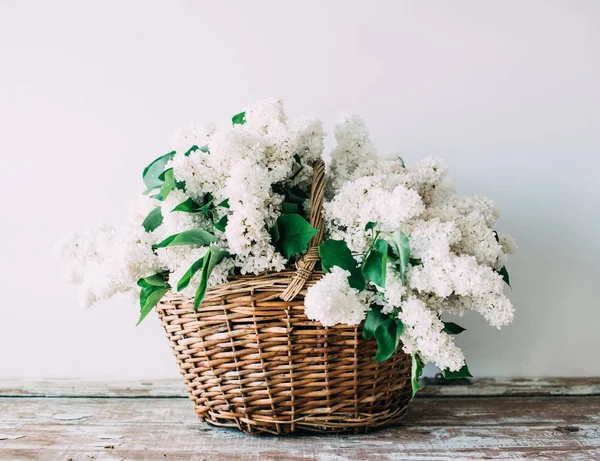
[155,160,412,434]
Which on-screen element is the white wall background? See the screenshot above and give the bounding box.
[1,0,598,379]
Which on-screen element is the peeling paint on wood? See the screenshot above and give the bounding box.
[0,380,599,460]
[1,377,599,398]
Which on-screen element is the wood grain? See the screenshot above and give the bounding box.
[1,377,599,398]
[1,393,599,460]
[1,379,599,460]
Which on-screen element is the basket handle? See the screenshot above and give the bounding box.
[280,159,325,302]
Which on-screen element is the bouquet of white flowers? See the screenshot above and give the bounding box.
[62,98,515,416]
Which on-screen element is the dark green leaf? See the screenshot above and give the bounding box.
[136,275,170,326]
[319,239,366,290]
[137,273,169,288]
[213,215,228,232]
[411,355,423,399]
[389,231,411,284]
[285,187,307,205]
[498,266,510,287]
[217,199,229,208]
[177,258,205,291]
[183,145,207,157]
[232,111,246,125]
[172,197,203,213]
[153,229,217,249]
[362,238,389,288]
[409,258,422,266]
[282,202,300,214]
[374,318,404,362]
[142,151,175,192]
[142,207,163,233]
[362,304,386,340]
[443,322,466,335]
[273,214,318,259]
[441,363,473,379]
[194,245,229,309]
[364,221,377,232]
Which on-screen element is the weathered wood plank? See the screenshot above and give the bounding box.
[0,396,598,460]
[1,377,599,398]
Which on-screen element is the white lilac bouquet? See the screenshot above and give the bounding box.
[61,98,515,392]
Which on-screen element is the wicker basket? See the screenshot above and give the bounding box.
[155,160,412,434]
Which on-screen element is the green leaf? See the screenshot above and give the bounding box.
[443,322,466,335]
[177,258,205,291]
[217,199,229,208]
[153,168,176,201]
[362,304,387,340]
[409,258,422,266]
[172,197,203,213]
[213,215,228,232]
[364,221,377,232]
[272,214,318,259]
[153,229,217,249]
[142,207,163,233]
[232,111,246,125]
[389,231,411,284]
[282,202,300,214]
[137,286,169,325]
[183,145,207,157]
[498,266,511,287]
[411,355,423,399]
[319,239,366,290]
[362,238,389,288]
[194,245,229,309]
[441,363,473,379]
[142,151,175,192]
[285,187,307,205]
[136,273,170,326]
[374,318,404,362]
[138,273,168,288]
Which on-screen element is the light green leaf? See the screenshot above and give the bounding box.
[374,318,403,362]
[443,322,466,335]
[362,304,386,340]
[153,168,176,201]
[319,239,366,290]
[142,207,163,233]
[194,246,229,309]
[362,238,389,288]
[411,355,423,399]
[153,229,217,249]
[389,231,411,284]
[142,151,175,192]
[232,111,246,125]
[272,214,318,259]
[441,363,473,379]
[498,266,510,287]
[184,145,202,156]
[172,198,202,213]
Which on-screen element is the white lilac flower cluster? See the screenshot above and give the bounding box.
[304,114,516,372]
[60,98,325,306]
[60,99,515,376]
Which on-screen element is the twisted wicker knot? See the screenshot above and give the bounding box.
[280,160,325,302]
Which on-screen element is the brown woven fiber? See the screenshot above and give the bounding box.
[155,160,413,434]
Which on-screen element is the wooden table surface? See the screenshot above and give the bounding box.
[1,378,599,460]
